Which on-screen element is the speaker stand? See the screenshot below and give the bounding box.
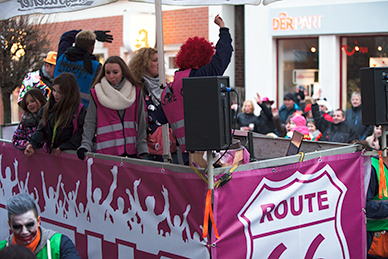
[383,125,387,157]
[207,150,214,190]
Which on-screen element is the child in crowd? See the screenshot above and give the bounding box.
[24,73,87,156]
[307,119,322,141]
[286,115,312,140]
[77,56,148,160]
[12,88,47,150]
[365,125,382,150]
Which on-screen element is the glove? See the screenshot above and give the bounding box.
[94,30,113,43]
[139,153,150,159]
[77,148,88,160]
[298,90,305,101]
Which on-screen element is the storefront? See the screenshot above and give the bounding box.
[245,0,388,112]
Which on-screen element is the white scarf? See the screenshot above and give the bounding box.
[95,77,136,110]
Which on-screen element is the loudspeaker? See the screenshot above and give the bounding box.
[360,67,388,125]
[183,76,232,151]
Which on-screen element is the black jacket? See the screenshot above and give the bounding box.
[254,103,275,134]
[30,104,86,153]
[235,113,257,129]
[312,103,357,143]
[345,105,373,140]
[366,158,388,258]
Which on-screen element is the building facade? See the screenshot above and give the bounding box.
[9,2,241,123]
[9,0,387,123]
[245,0,388,113]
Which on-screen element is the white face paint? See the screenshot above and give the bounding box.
[9,210,40,246]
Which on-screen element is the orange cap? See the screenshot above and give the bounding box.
[44,51,57,65]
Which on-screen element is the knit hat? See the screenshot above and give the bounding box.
[304,103,311,112]
[291,115,306,127]
[284,93,295,102]
[44,51,57,65]
[317,99,333,112]
[262,97,274,105]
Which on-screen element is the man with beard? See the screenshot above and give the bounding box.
[0,193,80,258]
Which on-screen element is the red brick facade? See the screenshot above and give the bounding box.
[163,7,209,44]
[42,7,209,55]
[6,7,246,124]
[43,16,124,57]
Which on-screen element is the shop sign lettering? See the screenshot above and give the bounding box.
[273,12,323,31]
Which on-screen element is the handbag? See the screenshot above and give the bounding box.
[147,126,177,155]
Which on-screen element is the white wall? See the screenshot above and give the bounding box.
[209,5,236,88]
[319,35,340,109]
[245,5,276,114]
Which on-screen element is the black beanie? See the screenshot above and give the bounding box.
[284,93,295,102]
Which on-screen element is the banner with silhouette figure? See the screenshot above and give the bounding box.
[0,142,209,259]
[212,152,367,259]
[0,141,367,259]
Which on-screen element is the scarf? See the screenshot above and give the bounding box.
[95,77,136,110]
[65,45,97,74]
[12,227,41,252]
[22,112,40,127]
[41,65,54,83]
[143,75,161,106]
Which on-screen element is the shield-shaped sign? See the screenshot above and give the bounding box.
[237,164,349,259]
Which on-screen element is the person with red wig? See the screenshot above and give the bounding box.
[161,14,233,164]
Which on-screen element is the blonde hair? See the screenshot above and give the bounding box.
[242,100,254,114]
[75,30,96,51]
[128,47,158,83]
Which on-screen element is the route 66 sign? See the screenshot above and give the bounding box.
[237,164,349,259]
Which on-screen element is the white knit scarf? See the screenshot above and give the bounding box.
[95,77,136,110]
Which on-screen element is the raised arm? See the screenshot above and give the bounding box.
[191,15,233,77]
[57,30,80,57]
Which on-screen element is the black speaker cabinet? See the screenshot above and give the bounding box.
[360,67,388,125]
[183,76,232,151]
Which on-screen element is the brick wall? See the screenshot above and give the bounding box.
[163,7,209,45]
[42,16,124,56]
[41,7,209,54]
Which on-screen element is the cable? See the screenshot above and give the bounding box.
[212,87,239,167]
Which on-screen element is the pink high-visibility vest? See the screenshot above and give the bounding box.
[161,69,191,153]
[91,87,140,156]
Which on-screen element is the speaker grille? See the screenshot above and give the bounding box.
[183,76,232,151]
[360,67,388,125]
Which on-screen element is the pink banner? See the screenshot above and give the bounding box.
[0,142,209,259]
[212,152,366,259]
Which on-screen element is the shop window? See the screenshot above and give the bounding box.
[94,41,107,64]
[165,51,178,83]
[277,38,319,105]
[341,36,388,109]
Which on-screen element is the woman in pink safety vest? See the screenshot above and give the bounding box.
[161,14,234,164]
[77,56,149,159]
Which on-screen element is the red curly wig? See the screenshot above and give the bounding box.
[175,37,215,70]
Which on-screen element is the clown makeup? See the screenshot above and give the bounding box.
[9,210,40,246]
